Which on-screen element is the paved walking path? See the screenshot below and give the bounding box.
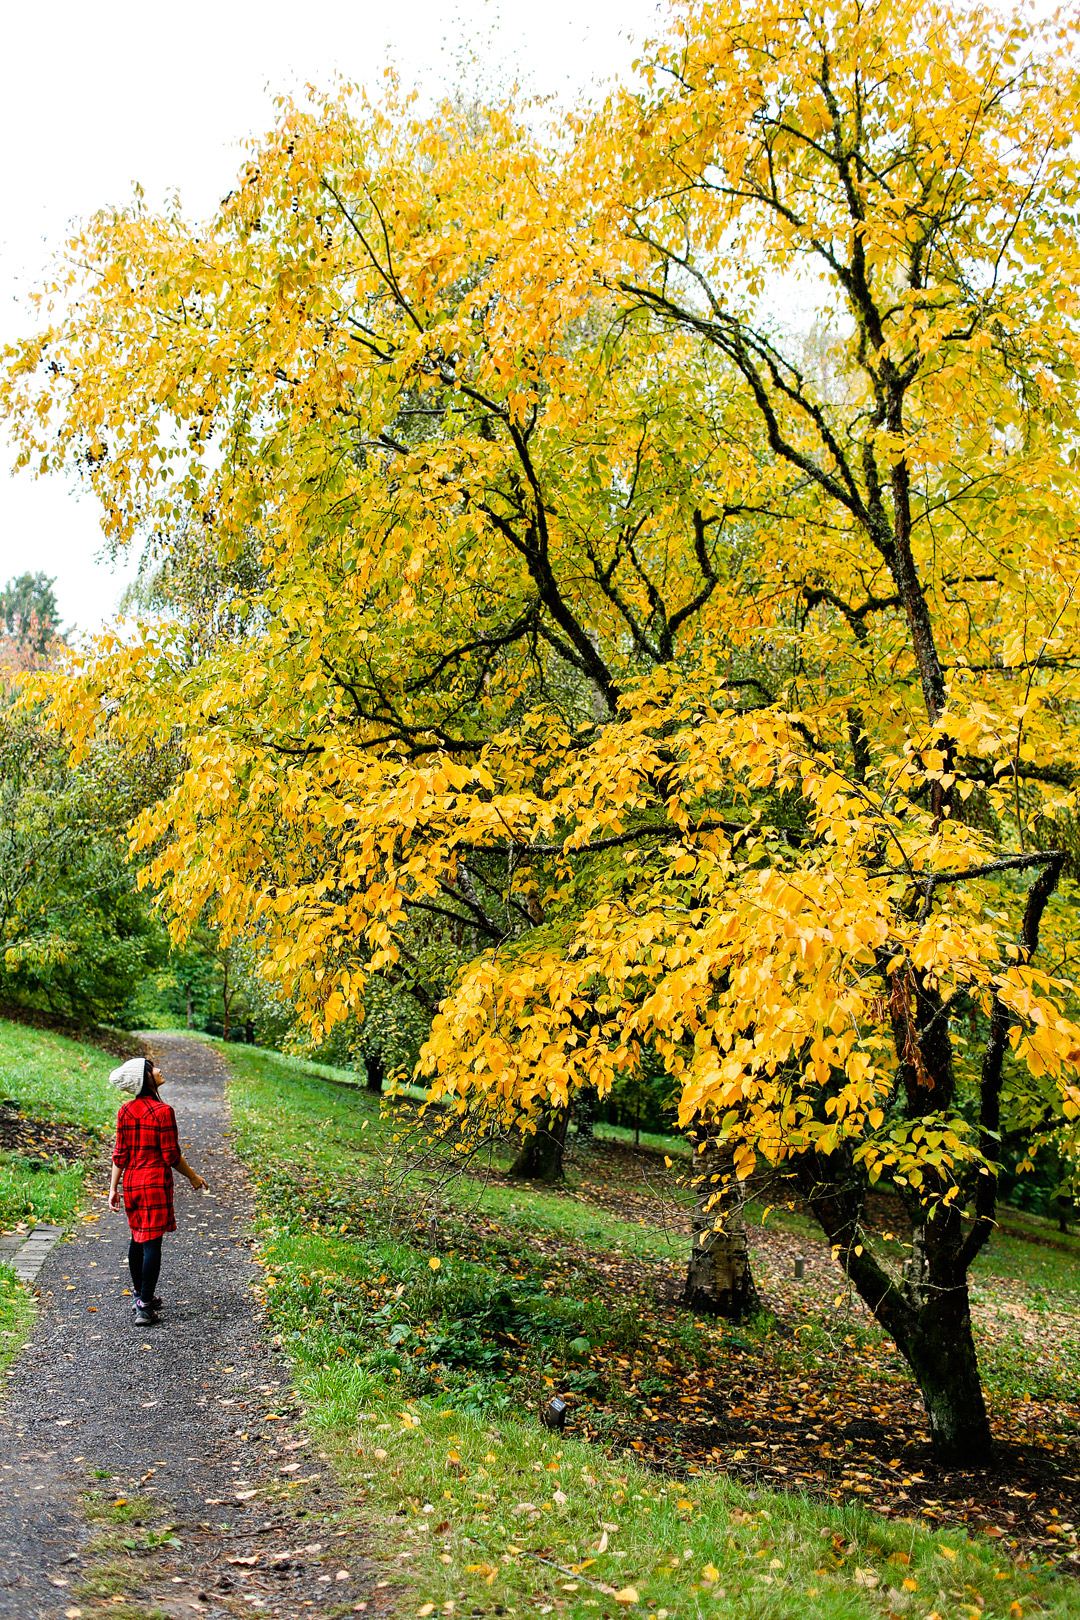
[0,1036,376,1620]
[0,1222,65,1283]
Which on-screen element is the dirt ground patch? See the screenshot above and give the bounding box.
[0,1099,98,1164]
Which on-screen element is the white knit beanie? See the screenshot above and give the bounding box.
[109,1057,146,1097]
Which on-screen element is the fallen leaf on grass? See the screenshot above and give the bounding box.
[853,1568,879,1588]
[614,1588,639,1605]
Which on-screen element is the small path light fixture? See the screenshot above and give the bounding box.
[543,1397,568,1431]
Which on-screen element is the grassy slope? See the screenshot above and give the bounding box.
[225,1044,1080,1620]
[0,1018,118,1231]
[0,1018,121,1376]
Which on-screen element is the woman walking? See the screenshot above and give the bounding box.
[108,1056,207,1326]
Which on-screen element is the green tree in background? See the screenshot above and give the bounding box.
[0,704,169,1024]
[0,573,61,659]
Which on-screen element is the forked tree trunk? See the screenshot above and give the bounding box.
[509,1104,571,1182]
[683,1140,760,1321]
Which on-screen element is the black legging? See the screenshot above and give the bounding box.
[128,1237,163,1304]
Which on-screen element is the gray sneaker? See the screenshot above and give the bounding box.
[134,1303,157,1327]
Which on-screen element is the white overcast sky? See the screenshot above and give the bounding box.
[0,0,664,637]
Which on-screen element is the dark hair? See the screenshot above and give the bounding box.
[137,1057,158,1099]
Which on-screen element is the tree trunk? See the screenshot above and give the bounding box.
[893,1284,992,1467]
[683,1140,760,1321]
[185,985,192,1029]
[509,1104,571,1182]
[222,959,231,1044]
[798,1161,994,1467]
[365,1051,385,1094]
[574,1085,598,1140]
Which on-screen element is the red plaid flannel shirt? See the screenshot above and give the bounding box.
[112,1095,182,1242]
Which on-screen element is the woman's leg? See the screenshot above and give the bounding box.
[128,1238,143,1297]
[139,1237,163,1305]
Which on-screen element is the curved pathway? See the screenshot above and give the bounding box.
[0,1036,374,1619]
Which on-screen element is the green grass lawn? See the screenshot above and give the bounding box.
[0,1018,121,1134]
[0,1261,34,1378]
[0,1017,125,1374]
[0,1018,119,1233]
[223,1041,1080,1620]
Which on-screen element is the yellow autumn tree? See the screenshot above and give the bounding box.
[6,0,1080,1463]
